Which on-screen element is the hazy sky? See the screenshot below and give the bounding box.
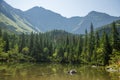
[4,0,120,18]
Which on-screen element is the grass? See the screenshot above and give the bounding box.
[0,13,35,33]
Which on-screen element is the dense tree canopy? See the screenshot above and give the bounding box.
[0,22,119,65]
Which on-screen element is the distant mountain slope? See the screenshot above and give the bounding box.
[97,20,120,35]
[73,11,120,34]
[24,7,120,34]
[0,0,120,34]
[0,0,36,33]
[24,6,82,32]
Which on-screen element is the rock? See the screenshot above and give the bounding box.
[92,65,97,68]
[68,69,77,75]
[119,76,120,78]
[106,67,117,72]
[106,65,120,72]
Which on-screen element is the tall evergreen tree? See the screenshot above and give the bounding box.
[83,29,88,54]
[0,28,2,37]
[19,33,25,52]
[88,23,95,63]
[111,22,120,50]
[81,30,87,63]
[102,32,112,65]
[92,31,100,65]
[76,36,83,62]
[3,32,9,52]
[29,32,34,56]
[95,31,100,48]
[110,22,120,64]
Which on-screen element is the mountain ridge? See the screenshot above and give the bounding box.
[0,0,36,33]
[0,0,120,34]
[73,11,120,34]
[23,6,120,34]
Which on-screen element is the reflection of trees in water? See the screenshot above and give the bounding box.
[109,72,120,80]
[0,63,116,80]
[0,63,34,80]
[78,66,111,80]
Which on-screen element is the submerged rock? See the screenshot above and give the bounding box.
[105,65,120,72]
[106,67,117,72]
[68,69,77,75]
[92,65,97,68]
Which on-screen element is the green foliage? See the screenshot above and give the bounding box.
[7,47,19,62]
[87,23,95,62]
[22,47,29,55]
[3,32,9,52]
[0,38,5,52]
[111,22,120,50]
[81,30,88,63]
[0,21,119,65]
[110,22,120,65]
[96,32,112,65]
[95,47,104,65]
[110,49,120,64]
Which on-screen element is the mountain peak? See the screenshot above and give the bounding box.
[89,11,98,14]
[27,6,45,11]
[32,6,40,9]
[1,0,120,34]
[88,11,102,15]
[87,11,111,17]
[32,6,45,9]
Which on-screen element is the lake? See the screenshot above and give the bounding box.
[0,63,119,80]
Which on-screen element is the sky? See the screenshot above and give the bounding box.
[4,0,120,18]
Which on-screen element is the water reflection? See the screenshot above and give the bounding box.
[0,63,118,80]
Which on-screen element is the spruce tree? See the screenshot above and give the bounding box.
[29,32,34,56]
[3,32,9,52]
[88,23,95,63]
[103,32,112,65]
[81,29,88,63]
[92,31,100,65]
[0,28,2,37]
[111,22,120,50]
[19,33,25,52]
[110,22,120,64]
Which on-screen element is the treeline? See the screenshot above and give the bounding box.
[0,22,120,65]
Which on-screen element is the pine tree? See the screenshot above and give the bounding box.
[3,32,9,52]
[81,29,88,63]
[19,33,25,52]
[29,32,34,56]
[110,22,120,64]
[95,31,100,48]
[88,23,95,63]
[84,30,88,54]
[0,38,5,53]
[76,36,83,62]
[0,28,2,37]
[111,22,120,50]
[103,32,112,65]
[92,31,100,65]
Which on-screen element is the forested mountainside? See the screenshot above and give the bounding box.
[97,20,120,35]
[0,0,36,33]
[0,21,120,65]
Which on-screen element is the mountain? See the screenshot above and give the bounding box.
[97,20,120,36]
[73,11,120,34]
[24,6,82,32]
[0,0,36,33]
[0,0,120,34]
[24,7,120,34]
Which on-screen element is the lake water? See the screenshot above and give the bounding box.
[0,63,119,80]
